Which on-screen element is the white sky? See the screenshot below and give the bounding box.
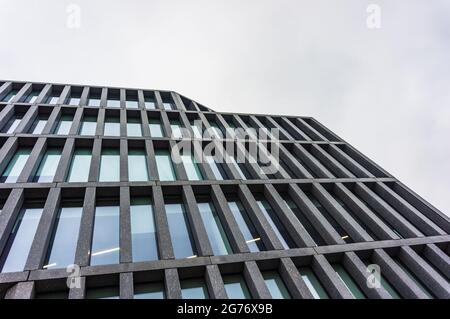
[1,0,449,216]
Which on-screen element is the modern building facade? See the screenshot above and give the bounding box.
[0,79,448,299]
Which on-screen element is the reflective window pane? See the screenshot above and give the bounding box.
[107,98,120,108]
[228,201,264,252]
[298,267,329,299]
[128,149,149,181]
[33,148,62,182]
[130,198,158,262]
[88,96,101,107]
[155,150,176,181]
[67,148,92,182]
[30,115,48,134]
[46,95,60,104]
[181,155,203,181]
[206,156,227,180]
[86,287,119,299]
[170,121,183,138]
[2,90,18,103]
[332,264,366,299]
[223,275,251,299]
[134,282,165,299]
[149,119,164,137]
[44,206,82,269]
[2,116,22,134]
[1,148,32,183]
[165,202,196,259]
[90,205,120,265]
[79,116,97,135]
[262,271,291,299]
[257,199,294,249]
[104,117,120,136]
[24,91,39,103]
[99,148,120,182]
[55,115,73,135]
[181,279,209,299]
[197,202,232,255]
[1,207,44,273]
[144,96,156,110]
[127,118,142,137]
[190,121,203,138]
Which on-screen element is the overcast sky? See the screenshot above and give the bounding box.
[1,0,449,216]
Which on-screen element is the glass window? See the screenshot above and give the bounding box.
[262,271,291,299]
[229,156,252,180]
[165,202,196,259]
[54,114,73,135]
[211,123,223,138]
[155,150,177,181]
[2,90,18,103]
[149,119,164,137]
[2,115,23,134]
[127,118,142,137]
[128,149,149,181]
[205,156,227,180]
[24,91,40,103]
[228,200,264,252]
[170,121,183,138]
[197,201,232,256]
[44,205,82,270]
[130,198,158,262]
[257,199,294,249]
[332,264,366,299]
[33,148,62,182]
[126,100,138,108]
[282,195,326,246]
[29,115,48,134]
[46,94,60,105]
[67,93,81,106]
[1,147,32,183]
[298,267,329,299]
[86,287,119,299]
[1,207,44,273]
[134,282,165,299]
[99,148,120,182]
[107,98,121,108]
[181,155,203,181]
[163,102,174,110]
[190,121,203,138]
[67,148,92,182]
[79,116,97,135]
[90,204,120,265]
[88,95,101,107]
[104,117,120,136]
[223,275,251,299]
[181,279,209,299]
[144,96,156,109]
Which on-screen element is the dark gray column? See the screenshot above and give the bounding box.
[69,107,83,135]
[309,144,355,178]
[120,139,129,182]
[211,184,249,253]
[53,138,75,182]
[205,265,227,299]
[295,118,327,141]
[120,187,132,263]
[24,187,62,270]
[0,188,25,255]
[165,268,182,299]
[88,139,102,182]
[16,137,47,183]
[312,255,354,299]
[279,258,314,299]
[243,261,272,299]
[288,184,344,245]
[152,186,175,260]
[399,246,450,298]
[372,249,429,299]
[182,185,213,256]
[423,244,450,279]
[120,272,134,299]
[327,144,374,178]
[14,105,38,133]
[280,117,310,141]
[264,184,316,247]
[74,187,96,267]
[293,144,334,178]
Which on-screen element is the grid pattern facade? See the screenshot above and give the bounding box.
[0,80,449,299]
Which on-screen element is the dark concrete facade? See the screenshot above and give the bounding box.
[0,79,448,299]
